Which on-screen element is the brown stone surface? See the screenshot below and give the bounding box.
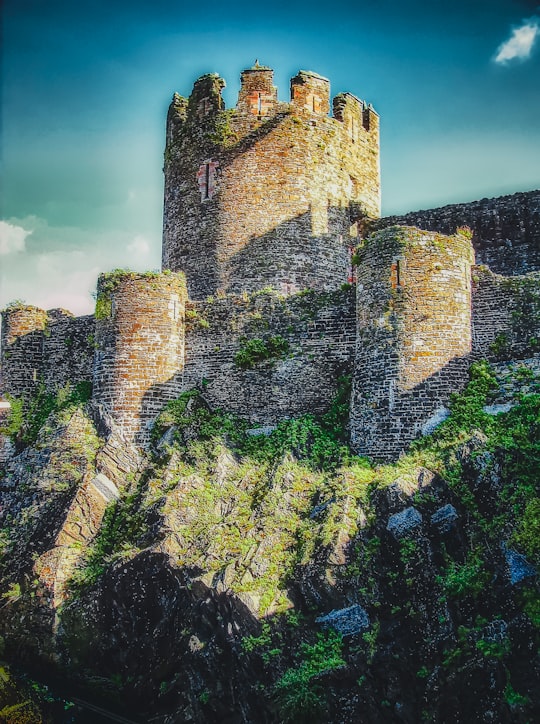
[93,272,187,446]
[162,65,380,299]
[376,190,540,276]
[350,227,474,460]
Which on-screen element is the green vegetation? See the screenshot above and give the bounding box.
[437,551,488,600]
[208,109,239,147]
[489,332,511,358]
[1,380,92,448]
[234,335,290,369]
[274,631,344,722]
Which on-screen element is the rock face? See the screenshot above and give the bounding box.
[0,358,538,723]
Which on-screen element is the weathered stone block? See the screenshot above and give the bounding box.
[387,506,423,539]
[316,603,370,636]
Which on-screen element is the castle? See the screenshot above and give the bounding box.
[1,64,539,461]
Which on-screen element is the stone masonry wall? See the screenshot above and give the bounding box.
[162,65,380,299]
[181,287,356,424]
[42,311,95,393]
[93,272,187,447]
[1,305,49,403]
[350,227,474,461]
[0,306,94,405]
[377,190,540,276]
[472,267,540,361]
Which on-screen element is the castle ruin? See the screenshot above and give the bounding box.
[1,64,539,461]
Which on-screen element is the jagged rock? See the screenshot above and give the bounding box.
[431,504,458,533]
[483,402,513,415]
[504,548,537,585]
[90,473,119,503]
[375,467,436,516]
[421,406,450,436]
[154,426,178,456]
[481,619,508,643]
[310,496,336,519]
[457,431,489,462]
[316,604,370,636]
[386,506,423,539]
[246,425,276,436]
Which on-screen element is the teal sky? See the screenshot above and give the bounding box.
[1,0,539,314]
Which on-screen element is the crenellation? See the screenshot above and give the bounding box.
[290,70,330,116]
[162,63,381,299]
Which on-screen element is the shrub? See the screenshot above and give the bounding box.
[234,335,290,369]
[275,631,344,722]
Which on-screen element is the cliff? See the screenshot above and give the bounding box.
[0,359,539,722]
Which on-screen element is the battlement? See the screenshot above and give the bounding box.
[237,63,278,118]
[290,70,330,115]
[162,63,381,299]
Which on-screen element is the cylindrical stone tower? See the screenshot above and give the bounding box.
[350,226,474,460]
[0,305,49,403]
[162,64,380,299]
[93,272,187,446]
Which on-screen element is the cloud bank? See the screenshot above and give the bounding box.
[0,217,161,316]
[0,221,32,255]
[494,17,539,64]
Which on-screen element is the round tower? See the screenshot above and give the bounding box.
[350,226,474,460]
[162,65,381,299]
[0,304,49,403]
[93,272,187,446]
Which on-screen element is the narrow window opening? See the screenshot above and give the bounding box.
[257,92,262,115]
[204,163,210,199]
[396,260,402,288]
[312,95,316,112]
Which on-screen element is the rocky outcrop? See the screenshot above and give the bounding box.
[0,360,538,722]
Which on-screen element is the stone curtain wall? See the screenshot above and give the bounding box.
[162,66,380,299]
[182,287,356,424]
[472,267,540,361]
[42,312,95,393]
[93,272,187,446]
[1,306,49,402]
[0,306,94,405]
[350,227,474,461]
[377,190,540,276]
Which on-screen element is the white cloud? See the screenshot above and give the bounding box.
[494,17,539,64]
[0,216,161,315]
[127,234,151,256]
[0,221,32,255]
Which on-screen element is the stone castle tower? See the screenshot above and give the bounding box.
[162,64,380,299]
[1,62,538,461]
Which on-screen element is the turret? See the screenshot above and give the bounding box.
[290,70,330,115]
[237,63,278,119]
[92,271,187,446]
[350,226,474,460]
[0,304,48,403]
